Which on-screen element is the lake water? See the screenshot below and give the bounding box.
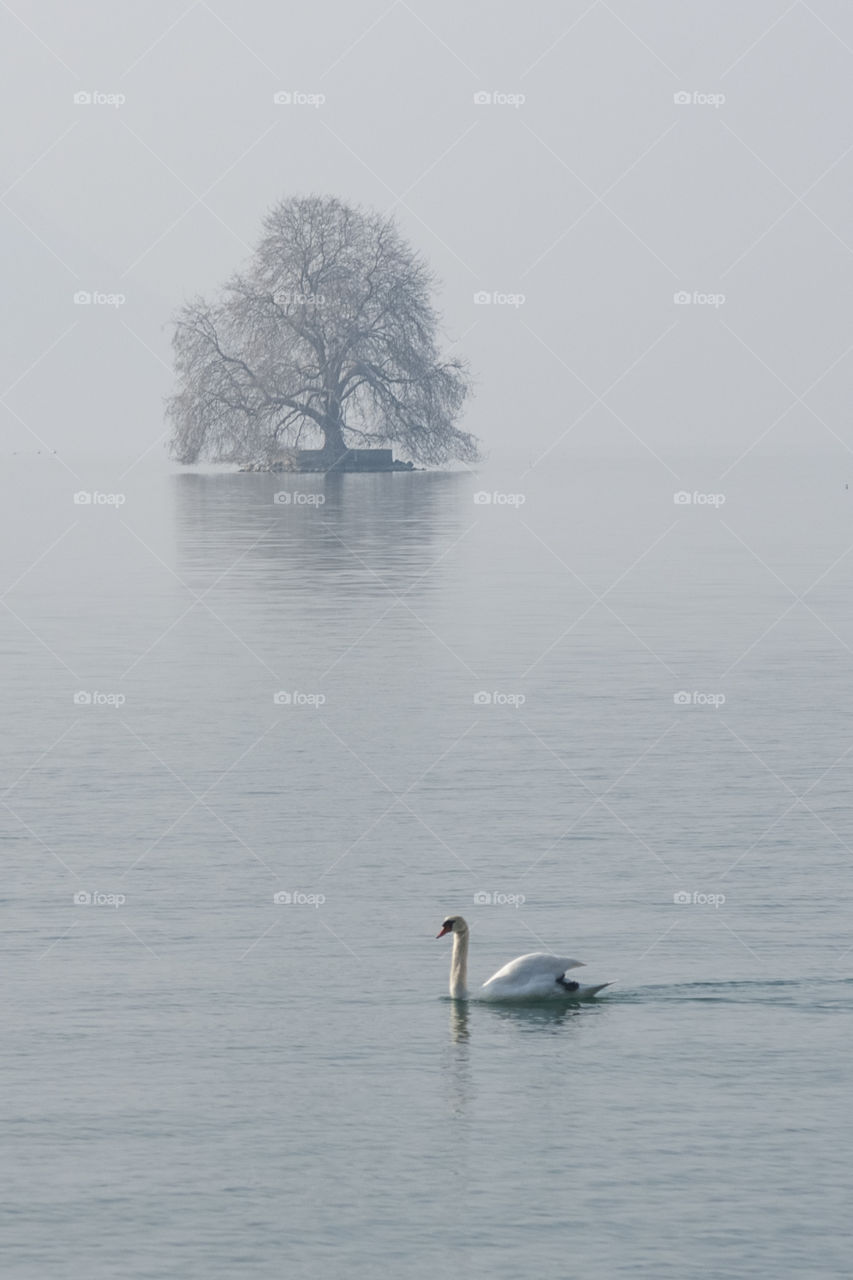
[2,451,851,1278]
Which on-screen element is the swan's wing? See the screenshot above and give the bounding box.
[481,951,585,994]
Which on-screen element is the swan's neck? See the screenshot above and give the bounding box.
[449,929,469,999]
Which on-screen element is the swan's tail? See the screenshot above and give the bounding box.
[573,981,613,999]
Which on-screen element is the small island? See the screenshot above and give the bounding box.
[238,448,415,474]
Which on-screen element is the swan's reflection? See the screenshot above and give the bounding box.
[439,998,594,1124]
[449,1000,470,1042]
[441,1001,471,1121]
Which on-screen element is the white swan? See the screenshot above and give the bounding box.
[437,915,611,1001]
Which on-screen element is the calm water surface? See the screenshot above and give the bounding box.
[1,453,851,1277]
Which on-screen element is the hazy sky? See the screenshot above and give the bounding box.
[3,0,853,467]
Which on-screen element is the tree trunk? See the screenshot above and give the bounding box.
[320,416,348,465]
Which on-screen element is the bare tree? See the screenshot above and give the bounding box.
[167,195,478,467]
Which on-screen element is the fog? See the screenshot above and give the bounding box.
[6,8,853,1275]
[4,0,852,469]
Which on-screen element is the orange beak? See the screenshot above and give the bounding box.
[436,925,450,938]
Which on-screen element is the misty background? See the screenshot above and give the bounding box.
[4,0,853,470]
[4,6,853,1278]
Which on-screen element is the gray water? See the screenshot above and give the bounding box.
[2,453,851,1278]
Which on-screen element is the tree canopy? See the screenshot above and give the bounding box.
[167,195,477,467]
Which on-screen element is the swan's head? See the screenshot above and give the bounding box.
[436,915,468,939]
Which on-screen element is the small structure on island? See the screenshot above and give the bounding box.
[240,448,415,474]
